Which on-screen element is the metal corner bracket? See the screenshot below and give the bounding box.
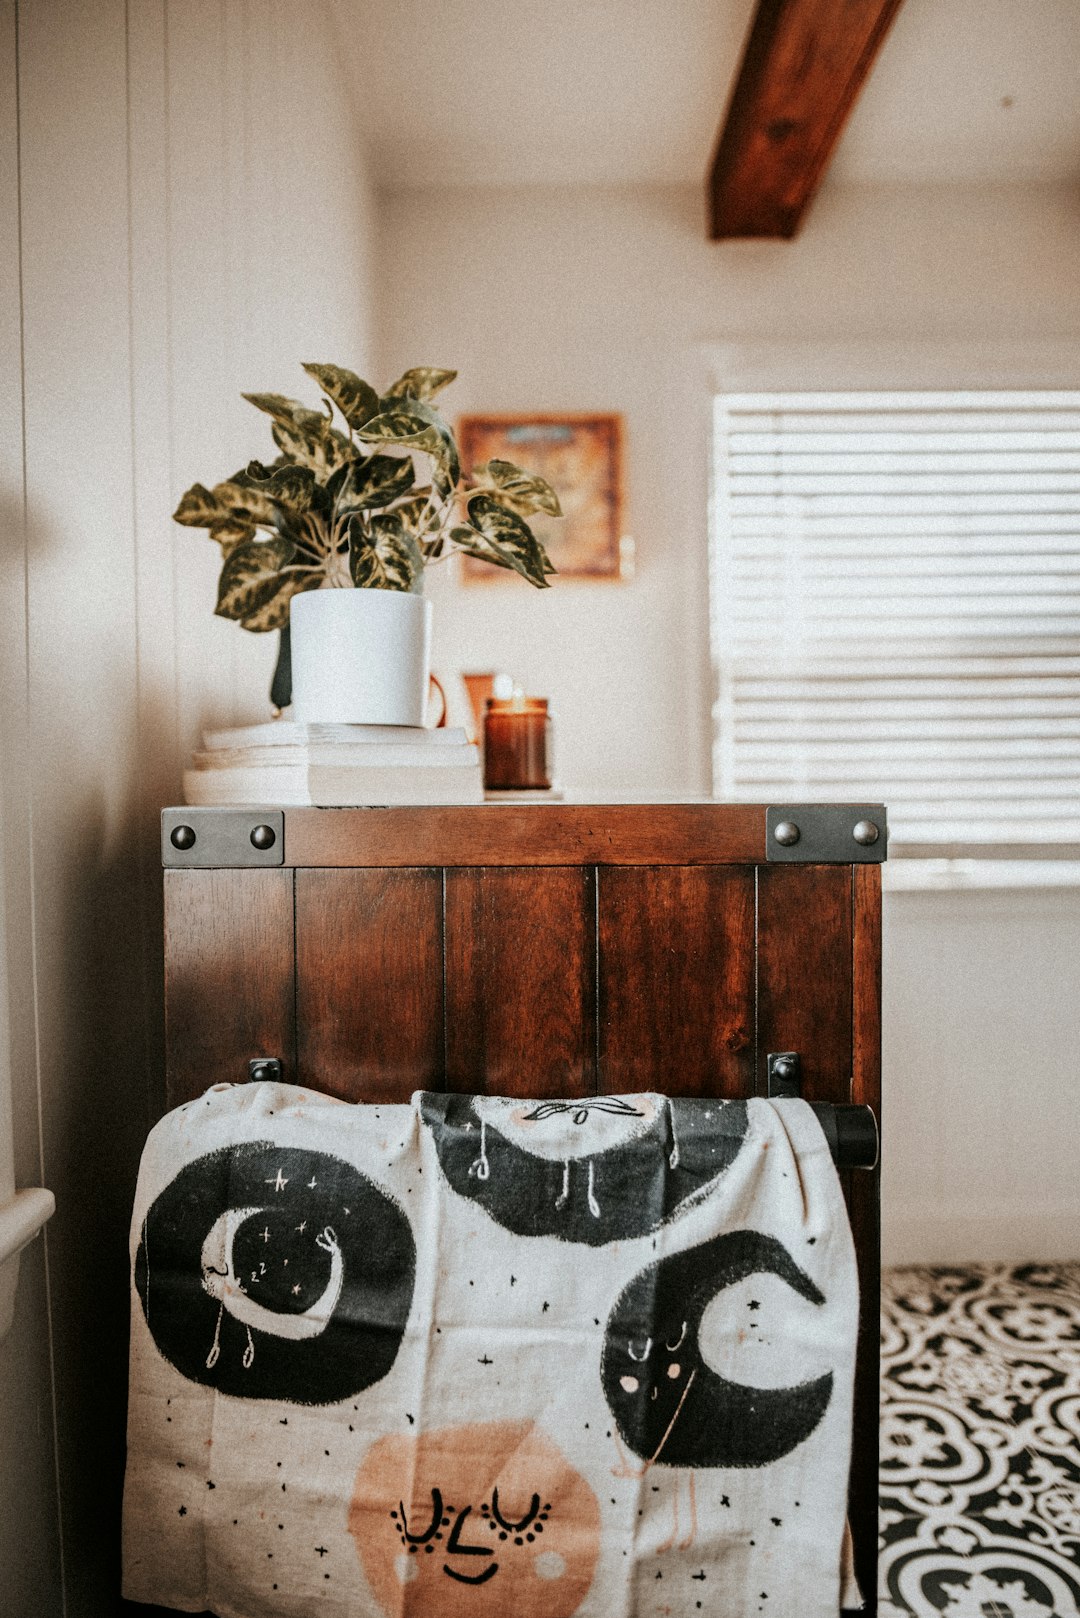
[161,807,285,868]
[766,804,887,863]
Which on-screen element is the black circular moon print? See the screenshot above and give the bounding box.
[134,1141,415,1404]
[601,1229,833,1468]
[419,1093,749,1246]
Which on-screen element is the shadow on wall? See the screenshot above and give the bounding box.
[44,765,171,1614]
[0,482,177,1613]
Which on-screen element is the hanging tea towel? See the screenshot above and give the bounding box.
[123,1081,861,1617]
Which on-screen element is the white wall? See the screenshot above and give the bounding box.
[377,180,1080,796]
[0,3,376,1612]
[884,885,1080,1264]
[376,179,1080,1267]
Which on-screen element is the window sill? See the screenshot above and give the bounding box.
[884,855,1080,893]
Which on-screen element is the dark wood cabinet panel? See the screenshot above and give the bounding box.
[597,865,755,1096]
[444,866,593,1097]
[295,868,443,1103]
[849,863,882,1613]
[853,863,883,1113]
[164,868,295,1106]
[757,863,853,1102]
[284,803,765,867]
[848,1164,882,1613]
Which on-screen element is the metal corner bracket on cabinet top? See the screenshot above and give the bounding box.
[161,807,285,868]
[766,804,887,863]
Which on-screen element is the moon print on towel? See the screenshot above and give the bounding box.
[349,1420,601,1618]
[134,1141,415,1403]
[419,1093,749,1244]
[602,1231,833,1547]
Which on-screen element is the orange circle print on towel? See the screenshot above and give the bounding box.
[349,1419,601,1618]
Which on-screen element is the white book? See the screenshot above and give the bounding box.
[310,764,482,805]
[183,761,483,808]
[202,720,469,751]
[190,741,480,771]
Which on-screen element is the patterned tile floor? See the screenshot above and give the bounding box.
[880,1262,1080,1617]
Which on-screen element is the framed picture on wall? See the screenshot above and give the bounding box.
[457,413,625,579]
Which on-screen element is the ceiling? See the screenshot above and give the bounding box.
[333,0,1080,191]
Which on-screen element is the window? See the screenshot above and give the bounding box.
[710,390,1080,852]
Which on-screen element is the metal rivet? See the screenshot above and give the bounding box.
[170,824,196,850]
[773,820,800,847]
[248,1058,282,1084]
[250,824,276,850]
[852,819,880,847]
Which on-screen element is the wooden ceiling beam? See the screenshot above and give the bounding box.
[708,0,905,240]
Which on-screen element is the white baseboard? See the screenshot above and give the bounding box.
[883,1207,1080,1269]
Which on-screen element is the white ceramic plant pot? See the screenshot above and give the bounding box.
[290,588,432,726]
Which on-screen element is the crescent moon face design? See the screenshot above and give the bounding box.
[601,1230,834,1469]
[135,1141,415,1404]
[200,1208,345,1342]
[419,1093,749,1245]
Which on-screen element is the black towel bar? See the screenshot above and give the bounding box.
[810,1103,879,1171]
[767,1052,879,1170]
[242,1058,879,1169]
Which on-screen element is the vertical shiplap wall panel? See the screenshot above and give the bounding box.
[17,3,145,1613]
[162,0,376,747]
[0,7,64,1613]
[128,0,175,1124]
[1,1,378,1610]
[0,0,36,1202]
[0,109,18,1208]
[166,0,248,755]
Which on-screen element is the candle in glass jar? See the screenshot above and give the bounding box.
[483,692,552,790]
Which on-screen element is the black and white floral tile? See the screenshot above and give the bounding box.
[880,1261,1080,1617]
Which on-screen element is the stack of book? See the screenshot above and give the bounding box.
[183,721,483,806]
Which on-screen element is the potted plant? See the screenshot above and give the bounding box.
[173,364,559,723]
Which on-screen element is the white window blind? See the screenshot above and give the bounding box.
[710,390,1080,849]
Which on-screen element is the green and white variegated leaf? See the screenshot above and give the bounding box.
[392,493,440,555]
[245,463,318,515]
[241,392,327,433]
[348,513,424,593]
[173,483,222,527]
[210,479,279,526]
[393,493,434,532]
[215,533,298,624]
[238,570,322,633]
[324,462,351,507]
[356,398,460,497]
[449,524,514,571]
[461,493,552,587]
[384,367,457,403]
[208,516,258,553]
[175,475,281,533]
[271,416,355,477]
[334,454,417,518]
[301,363,380,430]
[471,458,562,518]
[232,458,287,484]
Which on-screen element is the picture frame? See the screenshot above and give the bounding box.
[457,413,625,579]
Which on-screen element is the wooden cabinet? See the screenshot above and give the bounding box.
[162,803,882,1614]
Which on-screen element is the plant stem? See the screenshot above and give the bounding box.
[301,512,331,557]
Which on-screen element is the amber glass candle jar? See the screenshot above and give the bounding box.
[483,696,552,790]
